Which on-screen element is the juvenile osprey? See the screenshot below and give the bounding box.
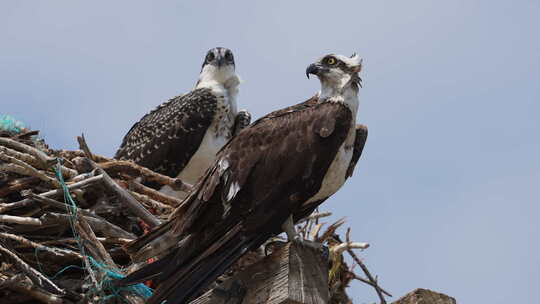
[115,47,250,198]
[116,53,368,303]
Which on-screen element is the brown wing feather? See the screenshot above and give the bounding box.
[172,96,351,235]
[250,95,318,126]
[114,88,218,177]
[346,124,368,178]
[294,124,368,221]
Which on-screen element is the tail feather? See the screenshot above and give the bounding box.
[124,220,184,263]
[117,234,197,286]
[115,251,175,286]
[148,232,269,304]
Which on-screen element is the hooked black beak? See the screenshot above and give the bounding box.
[306,63,321,79]
[216,56,226,67]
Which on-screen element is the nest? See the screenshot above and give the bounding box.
[0,127,388,304]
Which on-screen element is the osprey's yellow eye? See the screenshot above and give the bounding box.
[326,57,337,65]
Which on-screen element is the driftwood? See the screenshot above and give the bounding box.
[128,180,184,207]
[40,212,135,239]
[0,154,60,187]
[100,160,192,192]
[76,215,145,304]
[0,232,82,261]
[0,176,40,197]
[0,131,189,303]
[2,275,67,304]
[392,289,456,304]
[0,243,65,295]
[77,134,161,228]
[0,174,104,214]
[0,137,76,178]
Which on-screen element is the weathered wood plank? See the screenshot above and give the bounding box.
[392,288,456,304]
[191,242,329,304]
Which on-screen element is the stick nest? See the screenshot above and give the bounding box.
[0,130,388,304]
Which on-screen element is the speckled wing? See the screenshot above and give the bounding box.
[115,88,217,178]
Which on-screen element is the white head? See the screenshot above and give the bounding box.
[306,53,363,101]
[196,47,240,91]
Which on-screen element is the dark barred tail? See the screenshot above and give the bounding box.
[114,251,175,287]
[147,233,269,304]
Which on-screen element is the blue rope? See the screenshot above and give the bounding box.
[0,114,26,134]
[88,256,154,299]
[50,265,86,280]
[52,159,153,301]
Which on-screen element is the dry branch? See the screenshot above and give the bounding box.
[0,137,76,178]
[0,176,40,197]
[96,167,161,227]
[5,277,68,304]
[0,174,104,213]
[77,135,161,228]
[331,241,370,255]
[54,149,111,163]
[76,215,144,304]
[351,273,393,297]
[128,180,184,207]
[29,193,97,218]
[0,137,55,167]
[128,190,174,214]
[0,145,42,169]
[99,160,192,192]
[0,244,65,295]
[0,273,26,289]
[0,214,42,225]
[40,236,132,247]
[40,212,135,239]
[0,153,59,187]
[346,227,389,303]
[0,232,82,260]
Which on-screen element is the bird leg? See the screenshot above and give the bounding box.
[233,110,252,136]
[282,215,301,242]
[281,215,323,251]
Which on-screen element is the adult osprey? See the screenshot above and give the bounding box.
[115,47,250,198]
[116,53,368,303]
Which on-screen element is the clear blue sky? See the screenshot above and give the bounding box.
[1,1,538,303]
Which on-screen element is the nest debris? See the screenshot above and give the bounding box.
[0,127,389,303]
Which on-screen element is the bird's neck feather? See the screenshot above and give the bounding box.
[318,83,359,116]
[196,73,240,114]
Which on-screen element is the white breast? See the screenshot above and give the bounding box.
[160,83,237,199]
[304,86,360,205]
[305,121,356,204]
[182,127,226,175]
